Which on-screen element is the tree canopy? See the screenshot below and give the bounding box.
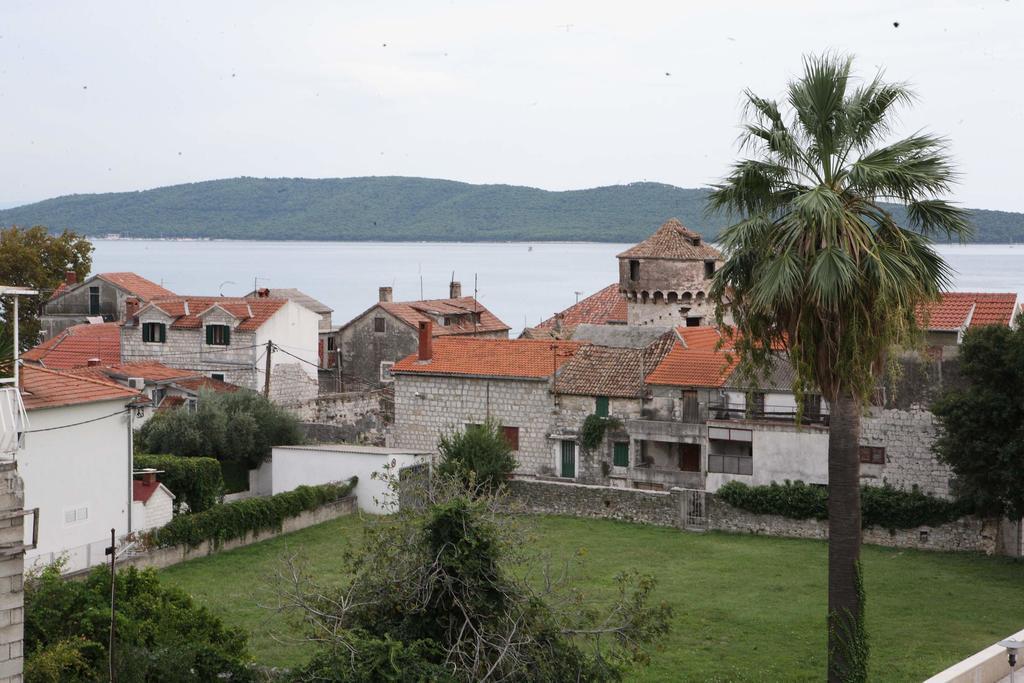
[932,323,1024,518]
[436,421,517,492]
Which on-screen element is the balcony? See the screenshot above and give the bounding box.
[626,418,703,441]
[708,403,830,427]
[629,463,704,490]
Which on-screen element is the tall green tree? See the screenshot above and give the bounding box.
[708,54,969,681]
[0,225,93,347]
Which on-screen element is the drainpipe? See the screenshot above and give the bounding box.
[127,403,133,534]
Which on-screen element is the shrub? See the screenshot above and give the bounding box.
[143,478,357,549]
[134,454,223,513]
[580,414,622,452]
[716,480,970,529]
[437,421,516,491]
[25,564,252,682]
[136,389,303,469]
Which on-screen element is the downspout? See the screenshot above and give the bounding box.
[127,403,133,534]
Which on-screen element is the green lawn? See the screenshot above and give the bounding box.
[160,514,1024,681]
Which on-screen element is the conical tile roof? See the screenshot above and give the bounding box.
[617,218,722,261]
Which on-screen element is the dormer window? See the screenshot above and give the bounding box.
[691,237,701,247]
[142,322,166,343]
[206,324,231,346]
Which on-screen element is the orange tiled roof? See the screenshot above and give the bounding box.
[141,297,287,331]
[645,342,739,388]
[535,284,628,332]
[917,292,1018,330]
[49,272,174,302]
[379,297,510,336]
[557,331,677,398]
[66,362,199,384]
[393,338,582,379]
[174,376,241,393]
[20,364,141,411]
[617,218,722,261]
[676,326,732,351]
[22,322,122,369]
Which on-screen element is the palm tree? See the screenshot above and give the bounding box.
[708,54,969,682]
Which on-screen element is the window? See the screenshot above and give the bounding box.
[685,316,702,327]
[629,260,640,281]
[707,427,753,475]
[595,396,609,417]
[211,373,225,382]
[502,426,520,450]
[326,336,336,351]
[89,286,100,315]
[704,261,715,278]
[373,316,386,333]
[380,361,395,382]
[691,236,701,247]
[152,388,165,407]
[205,324,230,346]
[613,442,629,467]
[64,506,88,524]
[859,446,886,465]
[142,322,166,343]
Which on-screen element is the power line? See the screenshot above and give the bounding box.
[25,407,131,433]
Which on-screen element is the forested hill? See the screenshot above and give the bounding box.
[2,176,1022,243]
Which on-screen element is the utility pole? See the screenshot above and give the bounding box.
[106,527,116,682]
[263,340,273,398]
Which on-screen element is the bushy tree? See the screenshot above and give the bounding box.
[436,421,517,491]
[25,564,252,682]
[0,226,92,348]
[276,477,671,682]
[137,389,302,469]
[932,323,1024,518]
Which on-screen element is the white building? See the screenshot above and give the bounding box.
[131,469,175,531]
[19,365,142,573]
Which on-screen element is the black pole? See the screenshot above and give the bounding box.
[107,527,116,682]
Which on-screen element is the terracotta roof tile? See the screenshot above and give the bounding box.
[393,338,581,379]
[557,332,677,398]
[617,218,722,261]
[174,376,241,393]
[133,479,172,503]
[65,361,199,383]
[97,273,175,300]
[917,292,1018,330]
[156,395,187,412]
[22,322,121,369]
[534,284,628,334]
[141,296,286,331]
[645,342,739,388]
[379,297,510,336]
[19,364,141,410]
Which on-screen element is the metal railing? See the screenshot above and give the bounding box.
[708,403,830,426]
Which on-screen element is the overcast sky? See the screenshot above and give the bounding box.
[3,1,1022,210]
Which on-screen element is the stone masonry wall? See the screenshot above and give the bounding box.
[861,407,953,499]
[286,390,391,445]
[0,464,24,683]
[506,478,681,527]
[550,394,642,483]
[268,362,319,405]
[392,374,558,475]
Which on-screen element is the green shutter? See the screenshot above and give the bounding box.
[159,324,166,343]
[223,326,230,345]
[560,441,576,478]
[206,325,214,344]
[613,442,629,467]
[595,396,609,417]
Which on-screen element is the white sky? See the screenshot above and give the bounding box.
[3,1,1022,210]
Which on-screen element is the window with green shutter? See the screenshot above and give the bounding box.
[595,396,609,417]
[206,324,230,346]
[613,442,629,467]
[142,322,166,343]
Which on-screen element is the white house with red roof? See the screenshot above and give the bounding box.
[40,271,175,340]
[121,293,320,404]
[132,469,174,531]
[18,365,143,573]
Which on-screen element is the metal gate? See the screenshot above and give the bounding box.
[680,488,706,531]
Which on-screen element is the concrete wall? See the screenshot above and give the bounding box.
[505,478,681,527]
[923,626,1024,683]
[705,420,830,492]
[392,373,559,476]
[21,399,132,574]
[0,463,25,683]
[271,447,426,513]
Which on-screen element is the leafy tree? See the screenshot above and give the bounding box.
[276,476,671,682]
[708,54,969,681]
[136,389,302,469]
[436,420,517,491]
[25,564,252,682]
[0,226,92,347]
[932,323,1024,518]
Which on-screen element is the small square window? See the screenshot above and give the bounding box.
[142,322,166,343]
[373,317,386,333]
[859,446,886,465]
[685,317,702,327]
[629,260,640,281]
[704,261,715,278]
[211,373,225,382]
[326,336,336,351]
[380,361,395,382]
[206,324,230,346]
[501,426,520,451]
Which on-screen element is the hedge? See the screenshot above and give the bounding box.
[716,480,971,530]
[134,454,224,514]
[142,478,357,549]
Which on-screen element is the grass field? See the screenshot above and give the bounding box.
[160,514,1024,681]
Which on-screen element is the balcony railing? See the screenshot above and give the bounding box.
[629,463,705,489]
[708,403,830,426]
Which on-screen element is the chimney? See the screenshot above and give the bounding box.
[449,281,462,299]
[124,296,140,322]
[379,286,393,303]
[417,321,433,361]
[65,271,77,285]
[87,358,101,367]
[257,288,270,298]
[139,469,158,486]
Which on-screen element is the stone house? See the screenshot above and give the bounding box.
[330,282,510,389]
[40,271,175,340]
[390,324,580,476]
[617,218,725,327]
[121,295,320,404]
[243,288,338,368]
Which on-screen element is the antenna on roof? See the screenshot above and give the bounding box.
[253,275,268,293]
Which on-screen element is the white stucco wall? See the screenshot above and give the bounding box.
[705,420,830,492]
[271,445,429,514]
[131,486,174,531]
[21,399,133,573]
[256,300,320,382]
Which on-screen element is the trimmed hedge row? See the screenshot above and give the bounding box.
[142,478,357,549]
[134,454,224,513]
[716,480,972,530]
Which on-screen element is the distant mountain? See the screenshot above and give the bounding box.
[1,176,1021,243]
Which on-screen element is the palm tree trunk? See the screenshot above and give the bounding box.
[827,390,866,682]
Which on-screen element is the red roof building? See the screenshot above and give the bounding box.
[22,322,122,370]
[393,338,581,380]
[918,292,1018,331]
[528,284,628,338]
[19,364,141,411]
[136,296,287,331]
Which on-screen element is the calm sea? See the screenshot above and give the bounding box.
[90,240,1024,335]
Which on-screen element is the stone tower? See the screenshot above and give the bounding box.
[617,218,723,327]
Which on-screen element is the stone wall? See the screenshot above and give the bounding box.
[0,464,24,683]
[286,390,391,445]
[861,407,954,499]
[268,362,320,405]
[505,478,681,527]
[549,394,642,483]
[392,374,558,475]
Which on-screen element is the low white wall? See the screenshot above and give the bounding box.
[272,446,429,514]
[923,626,1024,683]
